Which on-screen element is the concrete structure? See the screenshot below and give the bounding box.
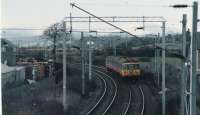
[1,39,16,66]
[1,64,25,88]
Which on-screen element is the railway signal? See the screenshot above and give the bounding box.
[87,39,94,81]
[87,31,97,81]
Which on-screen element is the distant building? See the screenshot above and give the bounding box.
[1,39,16,66]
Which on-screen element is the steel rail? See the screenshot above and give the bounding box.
[86,71,107,115]
[123,88,132,115]
[69,64,110,115]
[93,65,132,115]
[93,69,118,115]
[87,65,133,115]
[72,64,118,115]
[139,86,145,115]
[69,63,133,115]
[89,65,145,115]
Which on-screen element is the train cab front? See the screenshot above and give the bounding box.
[124,63,141,79]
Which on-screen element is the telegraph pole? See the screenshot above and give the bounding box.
[70,13,72,49]
[169,3,198,115]
[110,38,112,48]
[89,16,91,32]
[81,32,85,95]
[181,14,187,115]
[157,33,160,88]
[154,34,158,85]
[125,33,128,48]
[62,21,68,112]
[190,2,198,115]
[88,36,92,81]
[114,38,117,56]
[162,21,166,115]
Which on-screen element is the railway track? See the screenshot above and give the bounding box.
[85,67,118,115]
[123,89,132,115]
[139,86,145,115]
[126,84,145,115]
[70,64,145,115]
[85,71,107,114]
[92,65,134,115]
[95,65,145,115]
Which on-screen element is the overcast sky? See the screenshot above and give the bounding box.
[1,0,199,40]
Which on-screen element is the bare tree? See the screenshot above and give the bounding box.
[43,23,60,62]
[43,23,64,85]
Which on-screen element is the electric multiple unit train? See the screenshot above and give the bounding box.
[106,56,141,78]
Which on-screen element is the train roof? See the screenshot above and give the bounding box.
[107,56,138,63]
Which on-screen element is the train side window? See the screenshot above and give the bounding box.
[127,64,133,69]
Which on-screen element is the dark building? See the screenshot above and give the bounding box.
[197,32,200,72]
[1,39,16,66]
[197,32,200,50]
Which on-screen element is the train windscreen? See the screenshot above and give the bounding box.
[128,64,139,69]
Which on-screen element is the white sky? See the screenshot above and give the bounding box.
[1,0,199,37]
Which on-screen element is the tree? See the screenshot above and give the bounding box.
[43,23,61,61]
[43,23,64,81]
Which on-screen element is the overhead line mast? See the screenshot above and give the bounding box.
[70,3,138,38]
